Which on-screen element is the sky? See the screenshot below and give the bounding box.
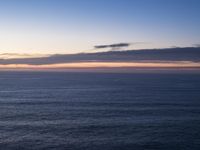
[0,0,200,54]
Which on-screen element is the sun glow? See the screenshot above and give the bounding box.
[0,61,199,70]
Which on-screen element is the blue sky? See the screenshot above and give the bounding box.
[0,0,200,54]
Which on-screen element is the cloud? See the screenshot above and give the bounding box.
[0,53,49,59]
[94,42,148,51]
[0,47,199,65]
[94,43,130,50]
[194,44,200,47]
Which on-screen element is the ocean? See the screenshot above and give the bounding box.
[0,72,200,150]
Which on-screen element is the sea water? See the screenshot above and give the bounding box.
[0,72,200,150]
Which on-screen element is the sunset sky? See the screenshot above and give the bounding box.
[0,0,200,54]
[0,0,200,70]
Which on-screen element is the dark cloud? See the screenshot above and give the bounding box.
[94,43,130,50]
[0,47,199,65]
[94,42,148,51]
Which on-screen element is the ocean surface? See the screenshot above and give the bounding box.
[0,72,200,150]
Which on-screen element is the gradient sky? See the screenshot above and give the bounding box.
[0,0,200,54]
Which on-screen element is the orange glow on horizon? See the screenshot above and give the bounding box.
[0,61,199,70]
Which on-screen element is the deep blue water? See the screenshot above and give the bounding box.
[0,72,200,150]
